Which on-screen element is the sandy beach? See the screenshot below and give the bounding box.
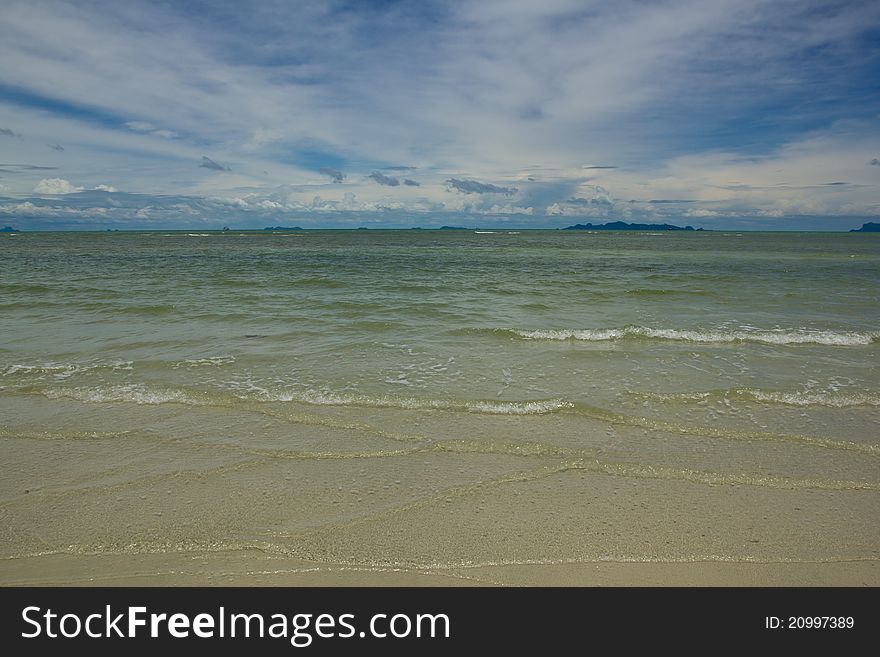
[3,551,878,587]
[2,231,878,587]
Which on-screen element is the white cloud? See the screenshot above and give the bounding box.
[0,1,876,227]
[93,184,118,192]
[0,201,55,215]
[33,178,83,194]
[125,121,176,139]
[125,121,155,133]
[479,204,534,215]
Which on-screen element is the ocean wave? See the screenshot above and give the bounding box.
[117,304,176,315]
[624,288,677,296]
[172,355,236,368]
[743,389,880,407]
[289,277,346,288]
[2,361,133,379]
[647,388,880,408]
[42,384,202,405]
[17,381,877,455]
[0,282,53,293]
[27,379,571,416]
[498,326,878,346]
[465,399,573,414]
[239,388,573,415]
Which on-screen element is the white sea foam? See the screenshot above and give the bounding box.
[3,361,133,378]
[173,356,236,368]
[234,387,572,415]
[463,399,573,414]
[508,326,877,346]
[739,388,880,408]
[646,388,880,408]
[43,384,197,405]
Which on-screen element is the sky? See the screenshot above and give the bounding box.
[0,0,879,230]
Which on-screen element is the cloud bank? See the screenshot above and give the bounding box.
[33,178,83,194]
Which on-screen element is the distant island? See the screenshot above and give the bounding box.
[1,226,19,232]
[562,221,703,231]
[264,226,303,230]
[438,225,468,230]
[850,222,880,232]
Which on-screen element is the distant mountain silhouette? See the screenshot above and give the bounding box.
[1,226,19,232]
[562,221,701,231]
[850,222,880,232]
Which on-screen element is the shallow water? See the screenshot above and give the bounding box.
[1,229,878,579]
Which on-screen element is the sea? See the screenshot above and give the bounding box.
[1,229,878,581]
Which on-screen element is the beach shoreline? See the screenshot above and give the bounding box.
[2,232,877,588]
[2,551,877,587]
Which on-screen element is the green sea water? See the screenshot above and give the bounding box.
[1,229,878,579]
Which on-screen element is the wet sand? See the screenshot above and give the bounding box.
[2,552,877,587]
[1,395,877,587]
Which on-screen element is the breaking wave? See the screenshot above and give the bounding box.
[239,388,573,415]
[646,388,880,408]
[494,326,878,346]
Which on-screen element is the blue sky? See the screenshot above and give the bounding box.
[0,0,878,229]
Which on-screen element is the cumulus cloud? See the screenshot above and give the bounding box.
[93,184,118,192]
[368,172,399,186]
[1,1,876,229]
[33,178,84,194]
[546,202,611,218]
[200,156,231,172]
[479,204,534,215]
[568,185,614,206]
[446,178,517,195]
[684,208,720,217]
[543,184,620,217]
[319,167,345,183]
[0,201,54,215]
[566,196,612,207]
[1,127,21,138]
